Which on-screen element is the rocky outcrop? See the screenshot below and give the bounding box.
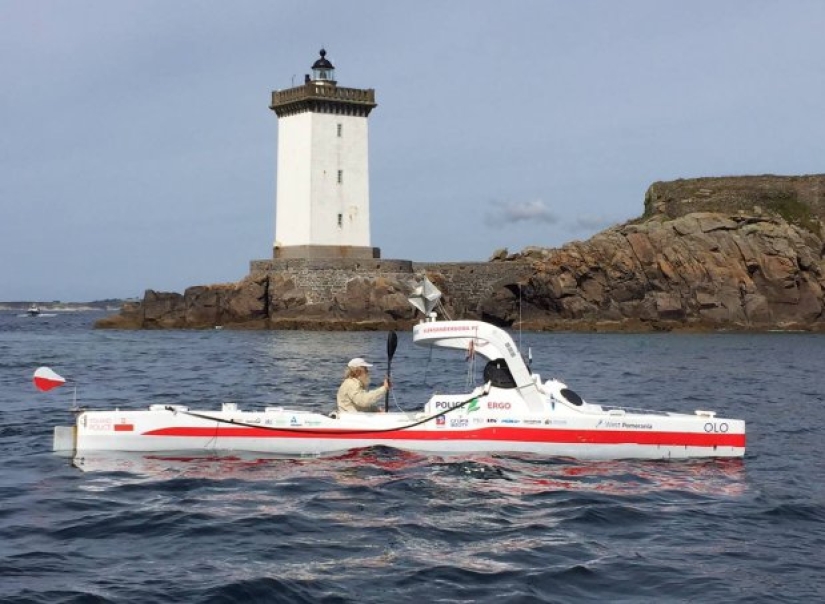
[644,174,825,230]
[96,175,825,332]
[483,211,824,331]
[96,275,268,330]
[95,273,424,331]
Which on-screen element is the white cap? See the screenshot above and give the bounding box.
[347,357,373,368]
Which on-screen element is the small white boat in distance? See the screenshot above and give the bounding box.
[44,280,746,460]
[20,304,56,318]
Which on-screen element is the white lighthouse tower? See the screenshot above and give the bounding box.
[270,49,379,259]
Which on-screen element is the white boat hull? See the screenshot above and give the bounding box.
[54,405,745,460]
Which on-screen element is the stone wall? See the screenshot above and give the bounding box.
[412,261,533,316]
[250,258,413,305]
[249,257,531,313]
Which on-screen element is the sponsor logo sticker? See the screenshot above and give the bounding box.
[704,422,729,433]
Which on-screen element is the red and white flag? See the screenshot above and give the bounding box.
[33,366,66,391]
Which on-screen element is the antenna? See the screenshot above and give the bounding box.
[518,283,523,352]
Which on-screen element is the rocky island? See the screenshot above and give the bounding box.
[96,174,825,332]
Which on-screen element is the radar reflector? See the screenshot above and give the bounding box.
[408,276,442,316]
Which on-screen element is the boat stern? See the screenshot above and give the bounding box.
[53,425,76,455]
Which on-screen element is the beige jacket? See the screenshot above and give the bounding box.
[336,377,387,413]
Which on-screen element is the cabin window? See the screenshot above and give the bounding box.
[337,213,343,227]
[560,388,584,406]
[337,170,343,184]
[337,123,342,137]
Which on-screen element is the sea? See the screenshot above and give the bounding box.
[1,311,823,604]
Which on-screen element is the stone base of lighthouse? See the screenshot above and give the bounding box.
[273,244,381,260]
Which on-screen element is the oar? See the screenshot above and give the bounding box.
[385,331,398,412]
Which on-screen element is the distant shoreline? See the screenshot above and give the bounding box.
[0,301,128,312]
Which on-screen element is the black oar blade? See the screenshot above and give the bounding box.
[387,331,398,362]
[385,331,397,412]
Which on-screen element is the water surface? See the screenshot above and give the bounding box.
[1,312,823,603]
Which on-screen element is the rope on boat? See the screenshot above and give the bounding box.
[166,394,481,435]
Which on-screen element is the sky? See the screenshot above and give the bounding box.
[2,1,824,302]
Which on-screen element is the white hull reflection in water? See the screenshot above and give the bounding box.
[67,450,747,497]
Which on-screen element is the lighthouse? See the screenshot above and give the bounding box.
[269,49,379,259]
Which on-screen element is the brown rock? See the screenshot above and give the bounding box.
[97,174,825,332]
[486,200,823,331]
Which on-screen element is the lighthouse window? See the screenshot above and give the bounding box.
[337,170,343,184]
[337,123,342,137]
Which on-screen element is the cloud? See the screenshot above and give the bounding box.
[570,215,616,233]
[485,199,558,226]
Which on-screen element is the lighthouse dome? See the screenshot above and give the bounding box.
[311,49,335,83]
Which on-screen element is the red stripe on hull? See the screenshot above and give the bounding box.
[141,426,746,448]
